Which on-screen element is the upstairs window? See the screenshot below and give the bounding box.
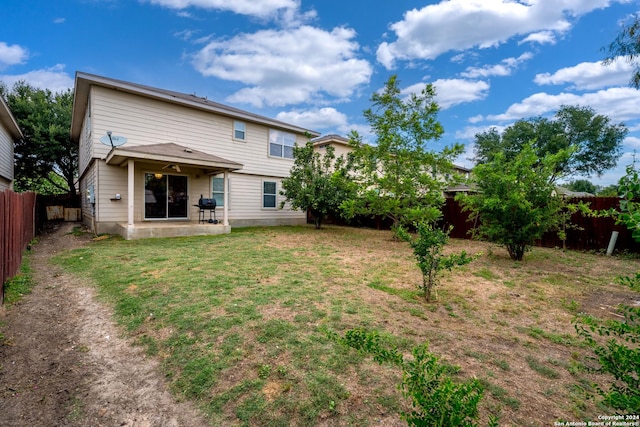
[234,121,246,141]
[269,129,295,159]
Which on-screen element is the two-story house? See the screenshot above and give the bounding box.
[70,72,319,239]
[0,95,22,191]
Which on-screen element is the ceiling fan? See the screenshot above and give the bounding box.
[162,163,181,173]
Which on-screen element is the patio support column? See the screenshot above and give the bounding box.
[223,170,229,226]
[127,159,134,226]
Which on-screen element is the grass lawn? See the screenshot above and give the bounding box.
[53,225,640,426]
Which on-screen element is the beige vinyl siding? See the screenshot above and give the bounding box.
[78,107,92,176]
[78,83,312,230]
[225,173,305,226]
[0,125,14,184]
[314,141,352,159]
[91,160,213,223]
[96,160,128,222]
[80,162,97,228]
[331,143,352,159]
[89,87,303,179]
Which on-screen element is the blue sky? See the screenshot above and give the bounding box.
[1,0,640,187]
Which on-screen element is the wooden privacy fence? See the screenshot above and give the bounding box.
[313,196,639,253]
[1,190,36,304]
[441,197,640,253]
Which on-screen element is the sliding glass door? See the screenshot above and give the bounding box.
[145,173,188,219]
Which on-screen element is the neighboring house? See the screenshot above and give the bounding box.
[312,134,352,158]
[312,134,474,197]
[0,95,23,191]
[444,165,475,198]
[70,72,319,239]
[554,186,596,198]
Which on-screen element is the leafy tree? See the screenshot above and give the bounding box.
[474,105,627,181]
[1,81,77,195]
[604,15,640,88]
[597,185,619,197]
[343,75,464,230]
[566,179,597,194]
[458,143,567,261]
[16,171,69,195]
[280,141,355,229]
[397,222,476,301]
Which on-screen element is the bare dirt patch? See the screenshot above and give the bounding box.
[0,222,208,427]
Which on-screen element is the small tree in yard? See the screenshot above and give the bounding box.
[397,222,477,302]
[458,143,567,261]
[343,75,464,231]
[280,141,355,229]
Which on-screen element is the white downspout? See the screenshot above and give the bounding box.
[127,159,134,227]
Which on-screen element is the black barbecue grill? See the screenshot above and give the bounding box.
[195,195,218,224]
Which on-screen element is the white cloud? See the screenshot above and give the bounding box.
[146,0,298,17]
[461,52,533,78]
[486,87,640,122]
[53,17,66,24]
[191,25,372,107]
[455,142,476,169]
[519,30,557,45]
[275,107,348,131]
[468,115,484,124]
[0,64,73,93]
[590,150,635,185]
[403,78,489,110]
[455,124,507,140]
[624,136,640,148]
[534,57,634,90]
[376,0,615,69]
[0,42,29,68]
[174,29,199,41]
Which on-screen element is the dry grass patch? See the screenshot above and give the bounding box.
[54,225,640,426]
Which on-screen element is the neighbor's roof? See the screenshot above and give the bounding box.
[0,95,23,140]
[105,142,243,173]
[70,72,320,142]
[312,134,351,146]
[555,186,595,198]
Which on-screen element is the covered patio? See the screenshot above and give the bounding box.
[104,143,243,240]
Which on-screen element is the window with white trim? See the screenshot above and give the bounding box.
[212,176,225,207]
[269,129,295,159]
[234,121,246,141]
[263,181,277,208]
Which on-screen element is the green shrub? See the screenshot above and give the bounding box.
[330,327,498,427]
[397,222,477,302]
